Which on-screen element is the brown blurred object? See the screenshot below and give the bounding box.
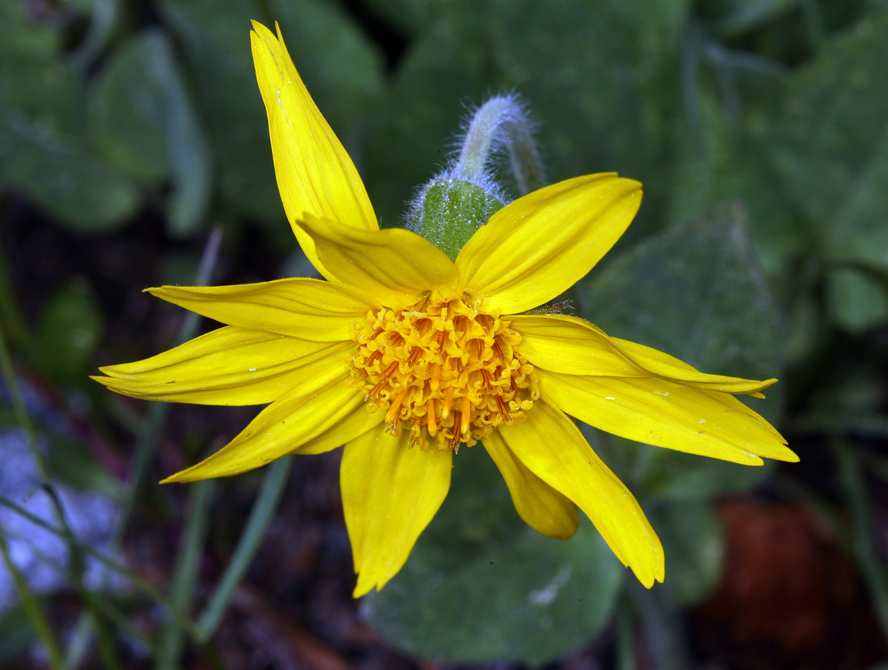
[692,496,888,670]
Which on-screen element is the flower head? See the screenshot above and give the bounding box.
[94,21,798,597]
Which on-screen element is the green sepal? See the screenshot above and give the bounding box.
[413,177,504,260]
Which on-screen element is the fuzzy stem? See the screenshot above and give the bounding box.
[453,95,545,195]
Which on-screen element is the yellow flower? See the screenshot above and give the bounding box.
[94,21,798,597]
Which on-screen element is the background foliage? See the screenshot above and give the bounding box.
[2,0,888,667]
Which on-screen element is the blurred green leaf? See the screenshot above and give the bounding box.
[771,8,888,270]
[0,55,140,231]
[714,0,804,36]
[0,0,59,58]
[157,0,280,224]
[366,443,624,665]
[89,30,212,236]
[67,0,121,69]
[90,35,171,183]
[650,501,724,606]
[826,267,888,333]
[665,81,806,276]
[365,31,493,226]
[33,279,103,382]
[0,606,35,663]
[366,0,689,229]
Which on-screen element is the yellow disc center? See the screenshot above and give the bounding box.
[350,292,537,450]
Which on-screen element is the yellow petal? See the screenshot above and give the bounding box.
[612,336,777,396]
[538,370,797,464]
[161,374,364,483]
[483,432,579,540]
[298,404,384,455]
[94,327,351,405]
[297,213,459,307]
[456,174,641,314]
[147,278,373,341]
[513,314,775,395]
[511,314,646,377]
[251,21,377,279]
[498,400,663,587]
[341,428,452,597]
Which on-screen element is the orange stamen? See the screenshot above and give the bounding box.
[461,396,472,435]
[496,395,512,422]
[450,413,462,451]
[386,389,408,425]
[442,385,455,419]
[408,346,422,365]
[426,399,438,436]
[368,361,399,397]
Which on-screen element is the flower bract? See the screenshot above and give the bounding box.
[93,21,798,597]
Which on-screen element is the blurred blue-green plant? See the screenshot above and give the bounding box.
[1,0,888,667]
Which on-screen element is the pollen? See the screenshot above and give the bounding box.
[350,291,538,451]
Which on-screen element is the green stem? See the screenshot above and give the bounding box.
[0,532,64,669]
[0,320,45,478]
[453,96,545,195]
[0,241,29,347]
[155,480,216,670]
[616,603,637,670]
[196,456,293,641]
[70,226,223,668]
[833,438,888,635]
[0,495,202,638]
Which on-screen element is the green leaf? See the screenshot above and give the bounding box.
[364,0,689,230]
[364,32,494,227]
[578,204,784,499]
[770,9,888,270]
[650,501,724,606]
[826,267,888,333]
[0,0,60,58]
[665,86,806,276]
[714,0,805,36]
[365,443,624,665]
[0,56,139,231]
[0,605,37,663]
[33,279,103,381]
[89,31,212,236]
[89,35,171,183]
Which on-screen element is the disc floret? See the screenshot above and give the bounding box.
[350,291,538,450]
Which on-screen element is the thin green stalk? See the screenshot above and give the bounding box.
[0,532,64,669]
[155,480,216,670]
[625,580,690,670]
[453,96,545,195]
[0,285,124,667]
[40,486,123,670]
[833,438,888,635]
[112,226,223,549]
[197,456,292,640]
[0,495,201,638]
[0,322,45,477]
[64,226,223,669]
[801,0,824,54]
[616,604,637,670]
[0,240,29,347]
